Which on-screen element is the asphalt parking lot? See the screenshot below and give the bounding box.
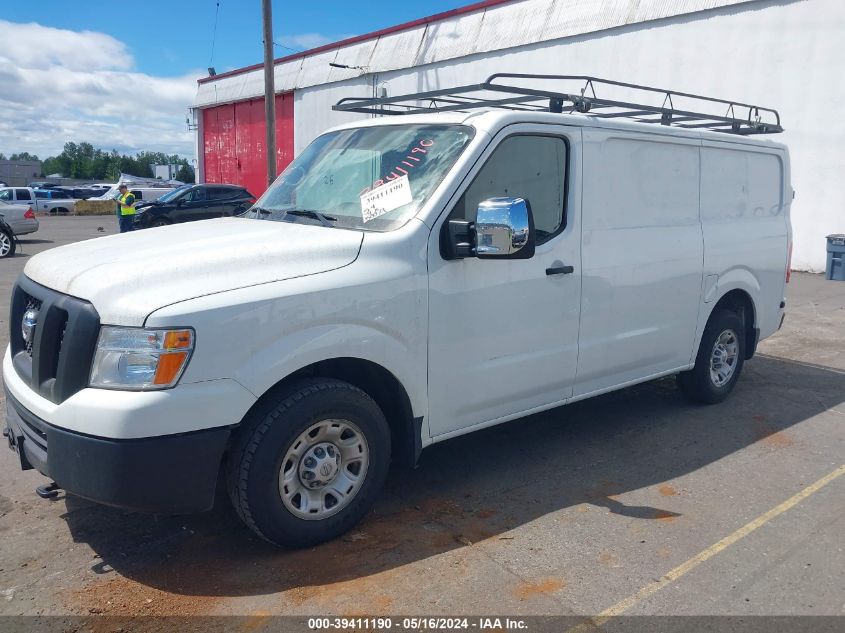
[0,217,843,622]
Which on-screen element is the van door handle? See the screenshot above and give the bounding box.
[546,265,575,275]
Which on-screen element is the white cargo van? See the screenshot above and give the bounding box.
[3,76,791,547]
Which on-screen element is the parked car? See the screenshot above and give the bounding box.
[0,212,17,257]
[2,77,792,549]
[0,187,36,207]
[33,189,75,214]
[134,183,256,228]
[1,187,74,215]
[28,182,59,190]
[0,200,39,236]
[55,185,99,200]
[73,183,113,199]
[90,185,176,204]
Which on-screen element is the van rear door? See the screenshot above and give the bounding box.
[575,130,704,396]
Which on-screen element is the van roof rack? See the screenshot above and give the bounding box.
[333,74,783,136]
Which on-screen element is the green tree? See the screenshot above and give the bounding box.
[9,152,39,161]
[41,156,62,176]
[105,150,122,180]
[54,142,77,178]
[175,161,195,183]
[28,142,193,180]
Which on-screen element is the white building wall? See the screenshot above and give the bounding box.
[289,0,844,272]
[194,0,758,106]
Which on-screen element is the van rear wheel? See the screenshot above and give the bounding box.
[677,309,745,404]
[226,378,391,548]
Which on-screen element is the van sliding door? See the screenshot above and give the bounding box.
[574,130,703,396]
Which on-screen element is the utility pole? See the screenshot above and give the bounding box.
[262,0,277,185]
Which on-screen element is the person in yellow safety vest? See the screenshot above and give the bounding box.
[116,184,136,233]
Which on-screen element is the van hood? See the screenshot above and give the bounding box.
[24,217,363,326]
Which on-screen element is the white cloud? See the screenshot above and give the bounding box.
[0,20,133,71]
[0,20,200,161]
[277,32,354,51]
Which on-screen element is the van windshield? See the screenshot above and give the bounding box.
[245,124,474,231]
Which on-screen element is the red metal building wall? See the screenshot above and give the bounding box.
[202,92,294,197]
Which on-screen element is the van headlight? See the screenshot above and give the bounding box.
[90,327,195,390]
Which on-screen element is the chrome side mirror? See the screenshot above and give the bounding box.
[475,197,535,259]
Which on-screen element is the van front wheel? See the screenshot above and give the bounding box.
[677,309,745,404]
[226,378,391,548]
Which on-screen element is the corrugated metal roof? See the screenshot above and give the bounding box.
[195,0,760,108]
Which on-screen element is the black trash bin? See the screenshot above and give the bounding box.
[826,234,845,281]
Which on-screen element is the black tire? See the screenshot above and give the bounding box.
[0,229,15,258]
[677,309,746,404]
[151,218,171,228]
[226,378,391,548]
[55,207,69,215]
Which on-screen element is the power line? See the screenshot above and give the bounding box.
[273,40,302,53]
[209,1,220,67]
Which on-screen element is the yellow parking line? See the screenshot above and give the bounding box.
[569,463,845,632]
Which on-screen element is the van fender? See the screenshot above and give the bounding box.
[232,322,427,422]
[690,267,761,363]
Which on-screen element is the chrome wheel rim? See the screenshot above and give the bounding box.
[710,329,739,387]
[0,232,11,257]
[279,418,369,520]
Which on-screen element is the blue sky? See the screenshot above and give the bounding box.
[0,0,472,76]
[0,0,473,160]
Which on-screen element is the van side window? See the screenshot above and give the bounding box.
[450,135,567,244]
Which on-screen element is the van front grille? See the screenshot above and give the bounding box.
[9,275,101,405]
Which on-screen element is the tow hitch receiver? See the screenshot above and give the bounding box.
[3,426,30,470]
[36,482,61,499]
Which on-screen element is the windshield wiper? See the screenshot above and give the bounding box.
[285,209,337,227]
[249,206,274,219]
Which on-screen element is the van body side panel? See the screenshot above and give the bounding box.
[575,131,704,395]
[698,143,788,343]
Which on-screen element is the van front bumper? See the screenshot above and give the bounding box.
[4,387,230,514]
